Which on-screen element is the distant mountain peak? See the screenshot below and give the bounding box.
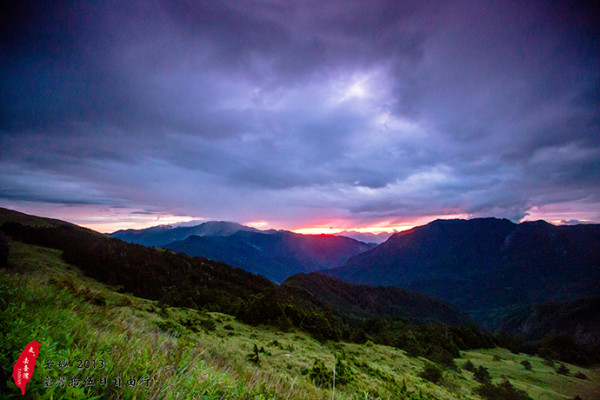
[110,220,260,247]
[334,230,392,244]
[325,217,600,331]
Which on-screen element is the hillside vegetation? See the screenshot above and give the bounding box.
[497,296,600,346]
[0,209,490,361]
[2,240,599,399]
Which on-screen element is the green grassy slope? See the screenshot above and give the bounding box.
[457,348,600,400]
[0,208,487,350]
[2,240,598,399]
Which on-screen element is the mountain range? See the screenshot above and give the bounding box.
[279,272,473,326]
[110,221,263,247]
[111,222,376,282]
[0,207,473,339]
[4,207,599,346]
[333,230,391,244]
[3,207,598,399]
[324,218,600,331]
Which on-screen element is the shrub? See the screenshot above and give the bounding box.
[543,357,555,367]
[463,359,475,372]
[420,362,443,384]
[574,371,587,380]
[474,366,491,383]
[246,344,261,366]
[334,354,356,385]
[556,364,569,375]
[521,360,532,371]
[427,345,458,368]
[199,317,216,331]
[493,354,502,361]
[309,359,332,387]
[276,314,293,332]
[155,319,184,336]
[476,379,533,400]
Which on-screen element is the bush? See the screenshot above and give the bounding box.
[333,354,356,385]
[155,319,184,336]
[574,371,587,380]
[199,317,216,331]
[246,344,261,366]
[276,314,293,332]
[420,362,443,384]
[474,366,491,383]
[427,345,458,368]
[463,359,475,372]
[521,360,532,371]
[476,379,533,400]
[556,364,569,375]
[309,359,332,387]
[542,357,555,367]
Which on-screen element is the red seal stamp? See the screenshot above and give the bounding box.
[12,340,41,395]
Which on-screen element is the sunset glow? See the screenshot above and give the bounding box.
[291,214,474,236]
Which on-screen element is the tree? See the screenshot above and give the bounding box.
[246,344,261,366]
[420,362,443,384]
[556,364,569,375]
[474,366,491,383]
[463,359,475,372]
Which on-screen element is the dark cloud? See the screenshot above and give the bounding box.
[1,1,599,229]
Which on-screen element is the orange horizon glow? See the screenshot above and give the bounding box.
[1,201,597,236]
[85,212,598,235]
[292,225,415,235]
[290,214,472,236]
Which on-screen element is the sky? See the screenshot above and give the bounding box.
[1,1,599,234]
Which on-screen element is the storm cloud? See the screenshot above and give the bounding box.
[1,1,599,231]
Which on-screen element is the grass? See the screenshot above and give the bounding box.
[457,348,600,400]
[1,239,599,399]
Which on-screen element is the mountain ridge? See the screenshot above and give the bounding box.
[279,272,473,326]
[325,217,600,330]
[163,230,376,283]
[111,220,377,282]
[0,207,471,332]
[110,220,261,246]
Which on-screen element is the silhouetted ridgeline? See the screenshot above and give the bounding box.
[326,218,600,330]
[1,221,274,313]
[162,231,376,282]
[111,221,261,247]
[112,222,377,283]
